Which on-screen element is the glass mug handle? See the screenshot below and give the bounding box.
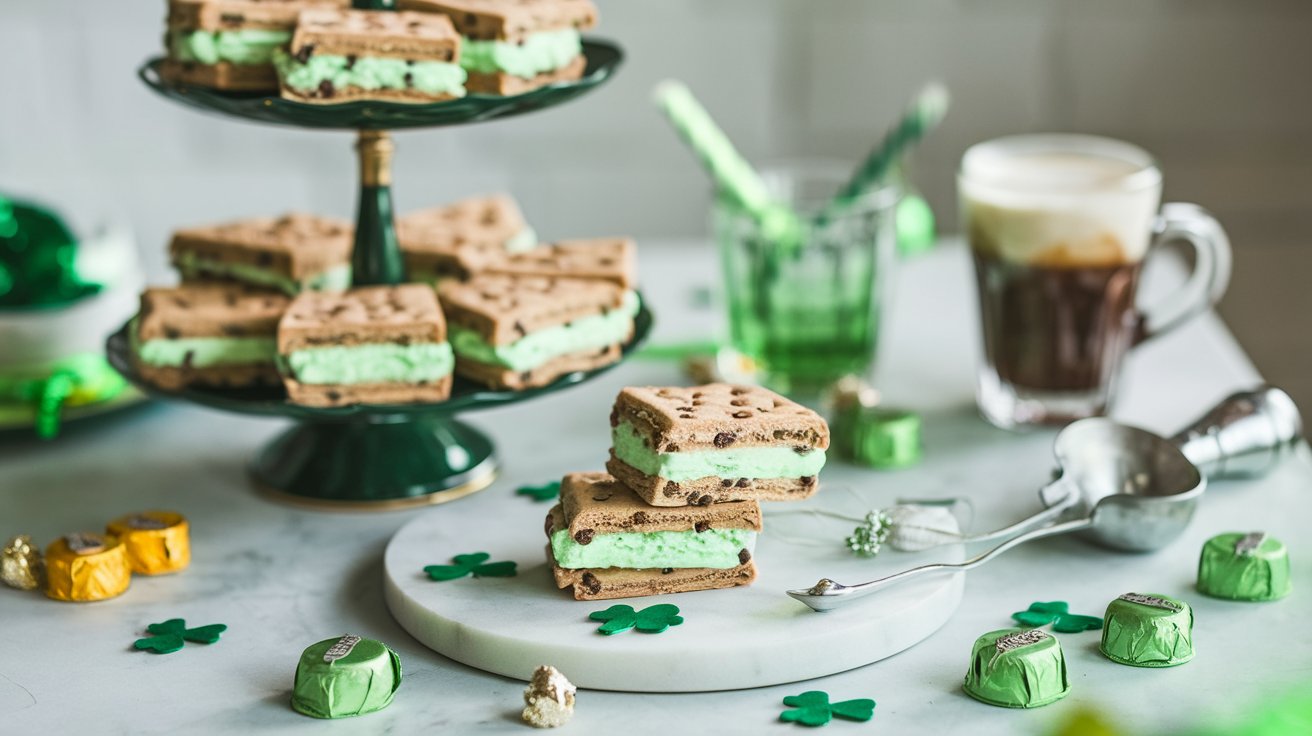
[1137,203,1233,340]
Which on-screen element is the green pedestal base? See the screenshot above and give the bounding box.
[251,416,497,510]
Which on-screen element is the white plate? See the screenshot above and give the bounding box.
[383,486,965,692]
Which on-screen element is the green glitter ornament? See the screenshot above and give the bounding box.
[0,195,99,308]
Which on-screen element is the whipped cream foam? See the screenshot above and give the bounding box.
[961,135,1163,268]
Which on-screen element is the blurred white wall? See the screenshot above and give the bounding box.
[2,0,1310,282]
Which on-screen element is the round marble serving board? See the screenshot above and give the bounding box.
[384,488,965,692]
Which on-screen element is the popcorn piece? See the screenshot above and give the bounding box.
[522,665,576,728]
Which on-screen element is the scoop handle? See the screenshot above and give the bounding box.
[790,517,1093,610]
[1170,385,1302,479]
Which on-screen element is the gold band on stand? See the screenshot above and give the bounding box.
[357,130,394,187]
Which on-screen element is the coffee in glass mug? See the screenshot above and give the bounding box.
[960,135,1231,428]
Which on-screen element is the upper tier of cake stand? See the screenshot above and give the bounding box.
[137,39,623,130]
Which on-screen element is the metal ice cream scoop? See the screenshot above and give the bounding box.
[787,386,1301,612]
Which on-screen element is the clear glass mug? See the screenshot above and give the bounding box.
[713,161,901,396]
[960,134,1232,428]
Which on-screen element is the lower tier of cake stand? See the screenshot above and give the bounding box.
[251,414,497,510]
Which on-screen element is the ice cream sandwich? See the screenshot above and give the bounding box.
[607,383,829,507]
[546,472,759,601]
[398,0,596,95]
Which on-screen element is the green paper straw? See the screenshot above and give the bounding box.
[652,80,800,242]
[634,340,722,362]
[819,83,950,222]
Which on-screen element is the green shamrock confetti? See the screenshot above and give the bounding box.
[780,691,876,727]
[424,552,517,581]
[1012,601,1104,633]
[133,618,228,655]
[516,481,561,502]
[588,603,683,635]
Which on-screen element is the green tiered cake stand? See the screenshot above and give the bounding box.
[107,7,642,510]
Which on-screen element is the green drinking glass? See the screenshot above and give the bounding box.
[713,162,901,395]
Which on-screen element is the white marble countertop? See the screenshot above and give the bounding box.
[2,242,1308,735]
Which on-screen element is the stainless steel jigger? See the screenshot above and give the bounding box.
[788,386,1302,612]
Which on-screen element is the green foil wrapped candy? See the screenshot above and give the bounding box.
[962,628,1070,708]
[1100,593,1194,667]
[292,635,402,719]
[831,403,922,469]
[1198,532,1291,602]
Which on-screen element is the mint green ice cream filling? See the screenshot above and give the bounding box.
[613,419,827,482]
[274,50,467,97]
[176,252,351,295]
[461,29,581,79]
[450,291,638,372]
[170,29,292,65]
[503,226,539,253]
[138,336,276,368]
[550,527,756,570]
[288,342,453,385]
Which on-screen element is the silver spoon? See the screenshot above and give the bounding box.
[788,386,1301,612]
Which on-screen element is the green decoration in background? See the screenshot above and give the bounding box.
[896,193,936,256]
[133,618,228,654]
[588,603,683,635]
[962,629,1071,709]
[1012,601,1104,633]
[516,481,561,502]
[632,339,721,363]
[1197,532,1291,602]
[779,691,876,727]
[423,552,517,581]
[292,636,402,719]
[0,195,100,309]
[1099,593,1194,668]
[1186,684,1312,736]
[0,354,129,439]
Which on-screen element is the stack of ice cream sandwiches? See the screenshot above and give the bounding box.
[160,0,598,102]
[546,383,830,601]
[128,195,639,406]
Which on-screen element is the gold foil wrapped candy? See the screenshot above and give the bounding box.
[2,535,45,590]
[44,532,131,602]
[106,511,191,575]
